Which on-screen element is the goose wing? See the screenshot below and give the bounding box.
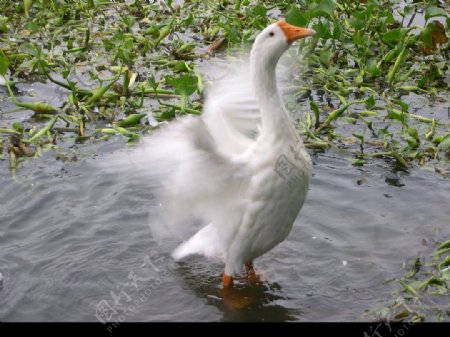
[202,62,261,157]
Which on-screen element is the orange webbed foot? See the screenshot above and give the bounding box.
[223,272,233,288]
[219,265,262,309]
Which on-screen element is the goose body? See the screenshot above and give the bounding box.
[137,21,315,286]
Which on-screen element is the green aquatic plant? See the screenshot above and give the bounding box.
[0,0,448,170]
[366,236,450,322]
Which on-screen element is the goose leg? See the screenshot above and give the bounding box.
[221,272,256,309]
[245,261,260,285]
[222,272,233,288]
[245,261,255,274]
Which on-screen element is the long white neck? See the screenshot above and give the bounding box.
[250,48,294,140]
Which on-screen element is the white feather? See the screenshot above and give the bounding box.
[95,22,315,278]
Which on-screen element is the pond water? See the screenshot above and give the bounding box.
[0,37,449,322]
[0,127,449,322]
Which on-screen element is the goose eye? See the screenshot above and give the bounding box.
[269,32,274,37]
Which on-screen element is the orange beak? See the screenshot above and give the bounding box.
[277,20,316,44]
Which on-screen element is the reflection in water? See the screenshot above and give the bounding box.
[175,260,298,321]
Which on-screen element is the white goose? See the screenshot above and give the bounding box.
[134,21,315,288]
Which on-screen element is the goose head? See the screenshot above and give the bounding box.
[250,21,316,71]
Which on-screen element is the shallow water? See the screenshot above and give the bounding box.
[0,133,449,322]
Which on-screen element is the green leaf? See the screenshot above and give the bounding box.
[358,3,376,20]
[183,13,194,26]
[312,0,335,18]
[425,6,448,22]
[349,12,366,30]
[399,280,419,297]
[378,10,395,28]
[387,109,406,124]
[366,59,381,77]
[355,73,363,85]
[333,20,342,39]
[402,5,415,17]
[20,42,40,57]
[395,100,409,112]
[310,100,320,127]
[218,23,240,43]
[319,47,332,65]
[114,114,146,127]
[24,22,39,33]
[147,75,158,90]
[12,122,23,132]
[408,126,419,141]
[437,239,450,251]
[419,277,446,290]
[285,6,309,27]
[432,133,450,145]
[0,16,8,33]
[312,20,332,40]
[406,136,418,149]
[154,18,174,46]
[352,31,365,45]
[438,136,450,152]
[165,75,198,97]
[249,4,267,17]
[383,48,399,62]
[143,25,159,37]
[382,28,403,44]
[439,255,450,270]
[0,49,9,75]
[387,45,408,84]
[364,95,375,109]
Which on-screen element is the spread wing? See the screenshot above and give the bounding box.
[202,60,261,157]
[92,55,294,256]
[202,56,295,157]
